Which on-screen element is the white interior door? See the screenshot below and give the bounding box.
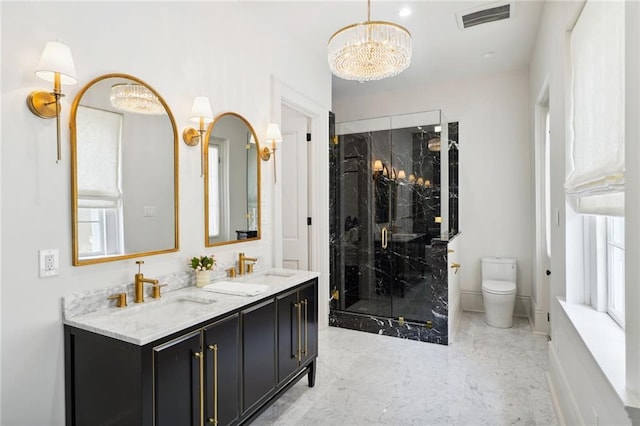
[281,105,309,270]
[534,87,551,334]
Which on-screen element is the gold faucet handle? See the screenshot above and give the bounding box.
[247,263,254,274]
[226,267,237,278]
[136,260,144,273]
[107,293,127,308]
[151,283,167,299]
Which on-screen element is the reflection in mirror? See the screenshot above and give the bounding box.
[71,74,178,265]
[205,112,261,246]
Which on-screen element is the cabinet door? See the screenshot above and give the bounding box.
[203,314,240,426]
[277,290,300,384]
[154,331,202,426]
[241,298,276,413]
[299,282,318,361]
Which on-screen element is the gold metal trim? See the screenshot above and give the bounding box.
[204,112,262,248]
[328,20,411,44]
[70,73,180,266]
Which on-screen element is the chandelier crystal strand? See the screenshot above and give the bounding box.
[110,83,165,115]
[328,0,412,82]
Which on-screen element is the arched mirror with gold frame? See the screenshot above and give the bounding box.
[205,112,261,246]
[70,73,179,265]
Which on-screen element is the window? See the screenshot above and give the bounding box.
[583,216,625,328]
[607,217,625,327]
[76,106,124,258]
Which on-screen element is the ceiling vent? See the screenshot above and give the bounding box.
[456,1,514,30]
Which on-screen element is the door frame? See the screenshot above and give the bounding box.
[271,76,330,328]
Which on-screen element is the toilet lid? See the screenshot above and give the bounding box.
[483,280,516,294]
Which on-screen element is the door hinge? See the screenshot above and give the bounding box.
[307,217,312,226]
[306,133,311,142]
[547,312,550,322]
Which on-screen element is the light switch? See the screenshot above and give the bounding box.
[144,206,157,217]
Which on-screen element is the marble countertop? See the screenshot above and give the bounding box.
[63,268,319,346]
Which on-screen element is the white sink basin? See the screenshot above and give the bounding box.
[114,297,216,328]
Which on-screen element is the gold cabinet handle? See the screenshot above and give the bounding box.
[207,344,218,425]
[450,262,461,274]
[296,302,302,362]
[194,351,204,426]
[381,227,388,249]
[303,299,308,357]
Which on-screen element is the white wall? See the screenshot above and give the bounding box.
[333,69,533,313]
[530,1,640,424]
[0,2,331,424]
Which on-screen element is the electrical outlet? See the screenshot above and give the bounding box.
[39,249,59,278]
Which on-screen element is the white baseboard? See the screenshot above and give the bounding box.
[547,341,583,426]
[460,290,530,317]
[529,297,550,335]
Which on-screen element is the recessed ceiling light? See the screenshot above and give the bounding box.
[482,51,496,59]
[399,7,412,17]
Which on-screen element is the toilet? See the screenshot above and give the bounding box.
[481,257,517,328]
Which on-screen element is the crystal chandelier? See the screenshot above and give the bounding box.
[110,83,165,115]
[328,0,412,82]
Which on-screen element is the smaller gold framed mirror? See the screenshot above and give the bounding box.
[205,112,261,246]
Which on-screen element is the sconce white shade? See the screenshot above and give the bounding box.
[249,135,256,144]
[397,170,406,180]
[408,173,416,183]
[189,96,213,123]
[265,123,283,143]
[373,160,383,172]
[34,41,77,85]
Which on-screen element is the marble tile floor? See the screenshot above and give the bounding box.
[253,312,558,426]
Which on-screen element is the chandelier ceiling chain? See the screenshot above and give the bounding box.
[328,0,412,82]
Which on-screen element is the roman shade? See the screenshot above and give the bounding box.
[565,0,625,216]
[76,105,122,208]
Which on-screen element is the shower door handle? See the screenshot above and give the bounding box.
[381,227,388,249]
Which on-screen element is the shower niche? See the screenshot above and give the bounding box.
[329,111,459,345]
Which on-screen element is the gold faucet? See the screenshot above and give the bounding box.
[238,252,257,275]
[134,261,159,303]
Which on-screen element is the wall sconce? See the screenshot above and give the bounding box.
[260,123,283,182]
[408,173,416,183]
[397,170,406,180]
[416,177,425,186]
[26,41,77,163]
[183,96,213,177]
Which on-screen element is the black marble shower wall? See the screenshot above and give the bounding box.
[329,113,459,345]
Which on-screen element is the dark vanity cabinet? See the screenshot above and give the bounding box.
[277,282,318,385]
[241,299,276,414]
[64,278,317,426]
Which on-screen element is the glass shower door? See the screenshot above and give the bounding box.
[334,117,393,318]
[332,111,445,324]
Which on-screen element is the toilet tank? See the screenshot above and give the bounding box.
[481,257,517,282]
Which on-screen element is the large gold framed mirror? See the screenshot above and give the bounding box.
[205,112,261,246]
[70,73,179,265]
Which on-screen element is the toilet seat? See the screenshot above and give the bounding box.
[482,280,516,295]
